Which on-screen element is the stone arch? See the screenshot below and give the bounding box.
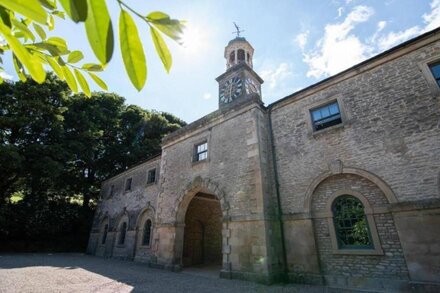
[172,176,230,268]
[135,204,155,249]
[174,176,230,224]
[304,167,397,214]
[99,215,110,245]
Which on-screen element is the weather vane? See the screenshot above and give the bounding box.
[232,22,244,37]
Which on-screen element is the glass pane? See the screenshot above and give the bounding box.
[329,103,340,115]
[430,63,440,78]
[320,106,330,118]
[312,110,322,121]
[332,195,372,248]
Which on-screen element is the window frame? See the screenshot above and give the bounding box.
[310,100,342,132]
[326,190,383,255]
[193,141,208,163]
[125,178,132,192]
[142,219,153,247]
[418,56,440,96]
[306,96,347,136]
[146,168,157,185]
[118,222,127,246]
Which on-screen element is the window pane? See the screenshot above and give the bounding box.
[312,110,322,121]
[329,103,340,115]
[430,63,440,78]
[332,195,372,249]
[320,106,330,118]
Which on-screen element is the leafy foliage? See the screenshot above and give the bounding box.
[0,0,185,93]
[0,74,186,251]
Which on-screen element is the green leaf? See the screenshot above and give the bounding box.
[61,65,77,92]
[46,36,67,53]
[0,6,11,28]
[147,11,185,43]
[74,68,90,96]
[150,26,172,73]
[88,72,107,90]
[47,14,54,30]
[85,0,113,64]
[45,56,64,80]
[51,10,65,19]
[119,9,146,91]
[67,50,83,63]
[81,63,103,71]
[0,22,46,83]
[12,54,26,81]
[33,23,46,40]
[58,0,87,23]
[0,0,48,24]
[11,19,35,41]
[38,0,56,10]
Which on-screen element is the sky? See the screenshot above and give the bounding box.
[3,0,440,123]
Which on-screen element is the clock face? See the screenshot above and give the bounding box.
[245,78,260,95]
[220,76,243,104]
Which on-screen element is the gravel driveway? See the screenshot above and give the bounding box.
[0,253,351,292]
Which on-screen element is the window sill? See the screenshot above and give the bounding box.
[332,247,383,256]
[192,159,208,166]
[312,123,345,137]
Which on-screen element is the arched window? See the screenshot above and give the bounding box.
[142,219,152,246]
[332,195,373,249]
[237,49,245,62]
[229,51,235,63]
[101,224,108,244]
[119,222,127,245]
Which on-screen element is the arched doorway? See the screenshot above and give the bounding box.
[182,192,222,267]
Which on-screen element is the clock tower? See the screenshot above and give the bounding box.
[216,29,264,109]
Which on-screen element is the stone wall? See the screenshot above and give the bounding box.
[271,34,440,288]
[86,157,161,261]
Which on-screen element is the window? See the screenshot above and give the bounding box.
[147,169,156,184]
[109,185,114,198]
[229,51,235,63]
[101,224,108,244]
[311,101,342,131]
[119,222,127,245]
[238,49,245,62]
[125,178,132,191]
[429,62,440,88]
[142,219,152,246]
[332,195,373,249]
[194,142,208,162]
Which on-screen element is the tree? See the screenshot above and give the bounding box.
[0,0,185,94]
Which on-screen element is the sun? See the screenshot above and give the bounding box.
[180,23,209,55]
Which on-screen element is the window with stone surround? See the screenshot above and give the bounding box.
[147,169,156,184]
[125,178,132,191]
[326,190,383,255]
[108,185,114,198]
[142,219,152,246]
[118,222,127,245]
[310,101,342,131]
[429,61,440,88]
[332,195,373,249]
[101,224,108,244]
[194,142,208,162]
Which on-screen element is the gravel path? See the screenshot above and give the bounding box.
[0,253,351,293]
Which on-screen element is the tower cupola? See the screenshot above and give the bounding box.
[225,37,254,69]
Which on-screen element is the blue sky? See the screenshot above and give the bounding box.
[3,0,440,122]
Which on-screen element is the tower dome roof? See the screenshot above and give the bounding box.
[228,37,248,45]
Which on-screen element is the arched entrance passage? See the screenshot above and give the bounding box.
[171,177,230,273]
[182,192,222,267]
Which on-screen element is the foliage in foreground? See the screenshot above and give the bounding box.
[0,74,186,251]
[0,0,185,94]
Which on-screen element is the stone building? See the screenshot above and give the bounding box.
[87,28,440,291]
